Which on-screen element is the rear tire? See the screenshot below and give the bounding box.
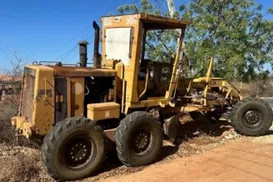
[230,97,273,136]
[115,111,163,166]
[41,117,106,181]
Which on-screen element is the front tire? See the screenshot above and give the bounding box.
[41,117,106,181]
[230,97,273,136]
[115,111,163,166]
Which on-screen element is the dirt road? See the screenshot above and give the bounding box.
[99,139,273,182]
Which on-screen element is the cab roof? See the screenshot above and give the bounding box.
[101,13,191,29]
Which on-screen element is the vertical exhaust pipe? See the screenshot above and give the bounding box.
[78,40,88,67]
[93,21,101,68]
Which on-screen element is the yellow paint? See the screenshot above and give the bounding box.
[12,14,244,139]
[70,77,85,117]
[87,102,120,120]
[101,14,189,113]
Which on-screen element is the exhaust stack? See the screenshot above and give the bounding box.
[78,40,88,67]
[93,21,101,68]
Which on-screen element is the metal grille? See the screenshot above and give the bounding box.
[21,75,35,121]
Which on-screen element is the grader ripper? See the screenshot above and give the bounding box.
[11,14,273,181]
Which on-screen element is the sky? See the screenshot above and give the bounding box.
[0,0,272,71]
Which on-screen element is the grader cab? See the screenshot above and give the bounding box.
[11,14,272,181]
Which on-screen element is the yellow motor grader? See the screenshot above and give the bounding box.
[11,14,272,181]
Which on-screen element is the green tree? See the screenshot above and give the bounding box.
[180,0,273,82]
[118,0,273,82]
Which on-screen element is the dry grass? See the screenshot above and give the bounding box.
[0,119,47,182]
[0,100,48,182]
[232,79,273,97]
[0,101,18,146]
[0,147,51,182]
[0,119,16,144]
[0,102,38,148]
[0,96,19,120]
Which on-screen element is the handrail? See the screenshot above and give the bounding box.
[39,61,60,65]
[43,78,47,100]
[139,66,150,99]
[121,64,126,113]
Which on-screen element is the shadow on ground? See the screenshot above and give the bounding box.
[92,112,234,179]
[159,112,233,161]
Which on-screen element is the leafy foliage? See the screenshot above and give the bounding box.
[180,0,273,82]
[118,0,273,82]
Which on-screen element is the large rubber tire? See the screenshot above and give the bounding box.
[41,117,106,181]
[230,97,273,136]
[115,111,163,166]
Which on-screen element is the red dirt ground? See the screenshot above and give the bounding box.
[99,140,273,182]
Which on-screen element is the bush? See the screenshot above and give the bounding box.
[0,98,19,144]
[233,78,273,97]
[0,119,16,144]
[0,149,51,182]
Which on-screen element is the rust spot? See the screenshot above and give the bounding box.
[74,105,80,110]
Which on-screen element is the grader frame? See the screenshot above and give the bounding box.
[10,14,272,181]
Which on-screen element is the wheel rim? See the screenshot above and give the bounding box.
[132,127,154,155]
[242,109,263,128]
[62,135,96,171]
